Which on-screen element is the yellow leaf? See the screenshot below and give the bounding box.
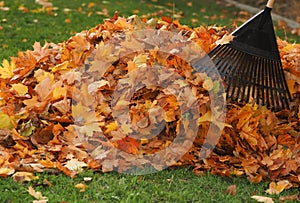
[203,77,213,91]
[0,59,16,79]
[105,122,118,134]
[79,122,102,137]
[13,172,39,183]
[11,83,28,96]
[265,180,293,195]
[34,69,54,83]
[75,183,88,192]
[127,60,137,72]
[72,103,97,124]
[0,167,15,176]
[52,86,67,100]
[133,54,147,67]
[0,112,16,130]
[51,61,69,73]
[198,111,231,129]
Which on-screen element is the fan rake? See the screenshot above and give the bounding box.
[193,0,292,111]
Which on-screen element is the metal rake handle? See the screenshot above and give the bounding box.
[266,0,275,8]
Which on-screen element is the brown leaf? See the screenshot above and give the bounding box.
[225,185,236,196]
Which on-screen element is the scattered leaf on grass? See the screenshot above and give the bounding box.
[251,195,274,203]
[265,180,293,195]
[226,185,236,196]
[27,186,48,202]
[75,183,88,192]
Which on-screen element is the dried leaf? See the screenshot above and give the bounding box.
[13,172,39,183]
[215,34,234,45]
[75,183,88,192]
[251,195,274,203]
[226,185,236,196]
[27,186,48,201]
[0,59,16,79]
[65,159,87,172]
[265,180,293,195]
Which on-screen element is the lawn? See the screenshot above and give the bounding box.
[0,0,299,202]
[1,167,299,203]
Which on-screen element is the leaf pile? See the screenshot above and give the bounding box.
[0,13,299,188]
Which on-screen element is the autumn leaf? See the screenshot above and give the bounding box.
[0,59,16,79]
[12,172,39,183]
[265,180,293,195]
[65,158,87,173]
[116,137,139,154]
[27,186,48,202]
[75,183,88,192]
[31,41,51,62]
[11,83,28,96]
[251,195,274,203]
[226,185,236,196]
[0,112,16,130]
[215,34,234,45]
[0,167,15,177]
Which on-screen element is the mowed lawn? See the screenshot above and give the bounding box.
[0,0,299,202]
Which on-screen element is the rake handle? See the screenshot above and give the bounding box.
[266,0,275,8]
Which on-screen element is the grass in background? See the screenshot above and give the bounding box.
[1,167,299,202]
[0,0,251,61]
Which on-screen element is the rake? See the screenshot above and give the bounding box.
[193,0,292,110]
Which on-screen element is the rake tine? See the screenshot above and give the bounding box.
[199,0,292,111]
[237,54,250,102]
[229,51,247,100]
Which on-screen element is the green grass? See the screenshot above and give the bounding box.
[1,167,299,203]
[1,0,300,202]
[1,0,298,62]
[0,0,259,62]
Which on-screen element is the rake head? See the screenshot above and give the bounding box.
[193,4,292,111]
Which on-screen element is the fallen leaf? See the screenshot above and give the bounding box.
[13,172,39,183]
[265,180,293,195]
[65,158,87,172]
[27,186,48,201]
[251,195,274,203]
[75,183,88,192]
[215,34,234,45]
[0,59,16,79]
[11,83,28,96]
[226,185,236,196]
[0,112,16,130]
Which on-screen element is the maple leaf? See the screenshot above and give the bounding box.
[31,41,51,62]
[0,59,16,79]
[116,137,139,155]
[13,51,37,80]
[67,33,91,65]
[215,34,234,45]
[65,158,87,173]
[10,83,28,96]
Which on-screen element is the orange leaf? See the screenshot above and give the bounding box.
[116,137,139,155]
